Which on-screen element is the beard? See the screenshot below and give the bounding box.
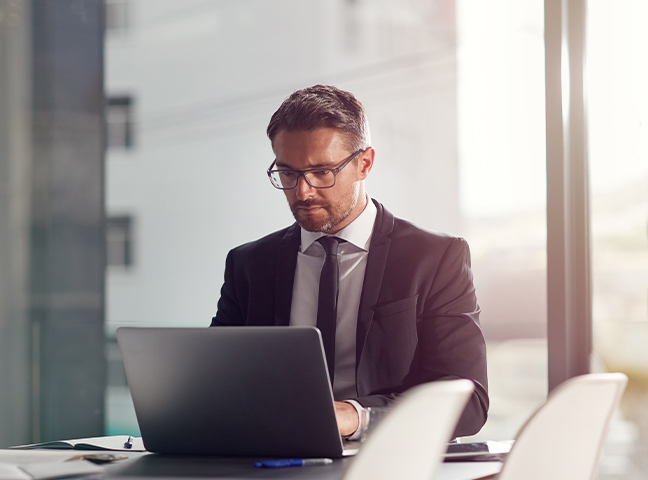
[288,185,360,233]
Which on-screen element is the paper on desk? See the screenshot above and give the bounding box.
[0,459,102,480]
[0,450,104,480]
[0,463,30,480]
[20,460,103,480]
[0,451,82,465]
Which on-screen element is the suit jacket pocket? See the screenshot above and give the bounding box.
[372,294,419,319]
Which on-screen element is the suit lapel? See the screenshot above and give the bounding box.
[356,200,394,366]
[274,223,300,326]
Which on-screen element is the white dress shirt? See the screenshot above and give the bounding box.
[289,197,377,401]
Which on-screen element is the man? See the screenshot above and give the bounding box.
[211,85,488,439]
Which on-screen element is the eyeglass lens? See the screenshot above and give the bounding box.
[270,170,336,189]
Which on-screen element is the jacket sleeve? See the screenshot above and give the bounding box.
[210,249,245,327]
[353,237,488,438]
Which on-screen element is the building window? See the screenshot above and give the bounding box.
[105,0,130,35]
[106,95,134,149]
[106,337,129,387]
[106,215,133,267]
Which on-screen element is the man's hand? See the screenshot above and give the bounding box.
[334,401,359,437]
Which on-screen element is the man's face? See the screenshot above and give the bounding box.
[272,128,374,234]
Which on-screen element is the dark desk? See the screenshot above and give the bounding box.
[103,453,502,480]
[105,453,350,480]
[1,446,502,479]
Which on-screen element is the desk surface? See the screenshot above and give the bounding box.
[103,453,502,480]
[0,448,502,480]
[106,454,348,479]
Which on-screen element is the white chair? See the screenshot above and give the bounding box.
[344,379,474,480]
[497,372,628,480]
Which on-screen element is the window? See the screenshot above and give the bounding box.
[105,0,130,35]
[106,337,128,387]
[106,95,134,149]
[106,215,134,267]
[588,1,648,477]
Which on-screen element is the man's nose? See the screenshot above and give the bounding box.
[295,175,315,200]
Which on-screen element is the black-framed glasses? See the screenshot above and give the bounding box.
[267,149,364,190]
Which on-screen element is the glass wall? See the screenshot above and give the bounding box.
[588,1,648,478]
[456,0,548,442]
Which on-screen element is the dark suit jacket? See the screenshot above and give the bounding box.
[211,199,488,437]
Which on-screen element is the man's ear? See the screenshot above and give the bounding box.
[357,147,375,179]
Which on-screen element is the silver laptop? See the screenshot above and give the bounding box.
[116,326,359,457]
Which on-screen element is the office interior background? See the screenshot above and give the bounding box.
[0,0,646,477]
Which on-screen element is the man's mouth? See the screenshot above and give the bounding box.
[294,202,326,212]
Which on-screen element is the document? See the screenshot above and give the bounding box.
[0,450,104,480]
[11,435,145,452]
[18,460,103,480]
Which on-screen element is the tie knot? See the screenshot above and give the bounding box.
[317,236,341,256]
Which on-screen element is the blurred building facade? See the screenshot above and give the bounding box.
[0,0,106,446]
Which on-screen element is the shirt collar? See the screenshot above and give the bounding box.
[300,196,377,253]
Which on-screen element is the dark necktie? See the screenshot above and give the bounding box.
[316,236,342,384]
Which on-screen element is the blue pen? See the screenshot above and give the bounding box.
[255,458,333,468]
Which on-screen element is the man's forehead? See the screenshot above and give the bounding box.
[273,129,351,165]
[273,127,347,144]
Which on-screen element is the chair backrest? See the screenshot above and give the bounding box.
[343,379,474,480]
[498,372,628,480]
